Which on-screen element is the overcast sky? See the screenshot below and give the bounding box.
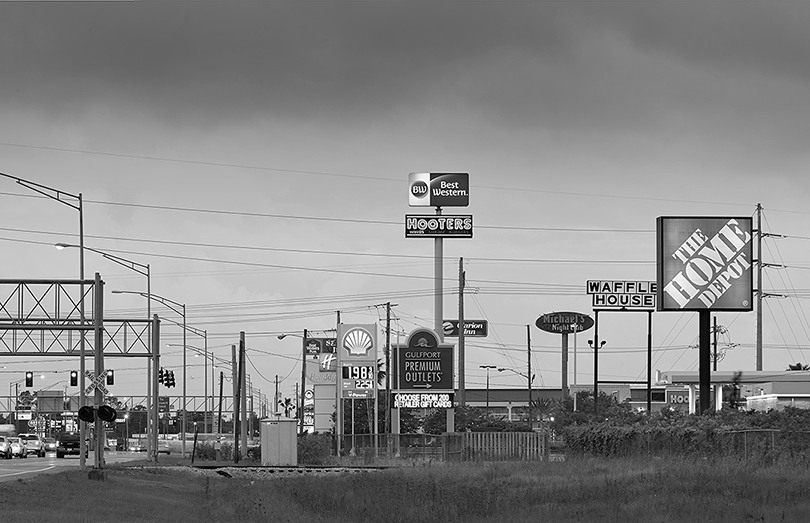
[1,1,809,406]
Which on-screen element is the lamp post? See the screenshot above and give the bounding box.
[479,365,496,414]
[588,338,607,414]
[0,173,88,469]
[56,243,152,460]
[497,367,535,424]
[113,290,186,457]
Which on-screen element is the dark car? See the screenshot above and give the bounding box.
[56,432,88,458]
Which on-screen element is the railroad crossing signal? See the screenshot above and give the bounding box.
[84,371,109,396]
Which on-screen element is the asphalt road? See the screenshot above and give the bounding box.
[0,451,144,482]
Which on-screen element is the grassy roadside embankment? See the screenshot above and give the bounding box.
[3,456,809,522]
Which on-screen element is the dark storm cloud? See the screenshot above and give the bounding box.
[0,2,574,124]
[2,1,809,132]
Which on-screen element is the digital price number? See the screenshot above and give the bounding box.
[342,365,375,389]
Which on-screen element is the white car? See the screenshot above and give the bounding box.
[9,437,26,458]
[18,433,45,457]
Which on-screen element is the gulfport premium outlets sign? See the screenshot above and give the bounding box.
[587,280,657,310]
[656,217,753,311]
[395,328,454,392]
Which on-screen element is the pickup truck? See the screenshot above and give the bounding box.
[56,432,88,458]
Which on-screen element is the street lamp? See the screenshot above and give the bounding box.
[113,289,187,457]
[58,243,153,462]
[1,173,88,469]
[479,365,496,414]
[588,338,607,414]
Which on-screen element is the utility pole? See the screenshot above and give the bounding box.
[299,329,307,435]
[385,303,391,434]
[232,344,239,463]
[756,202,763,371]
[458,258,466,407]
[713,316,718,372]
[274,375,279,414]
[527,325,532,430]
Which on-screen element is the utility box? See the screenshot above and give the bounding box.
[260,416,297,466]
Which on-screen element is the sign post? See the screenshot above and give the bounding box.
[535,312,594,401]
[656,217,753,413]
[586,280,657,413]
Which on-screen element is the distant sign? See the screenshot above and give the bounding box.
[405,214,473,238]
[657,217,753,311]
[394,392,454,409]
[158,396,169,413]
[409,172,469,207]
[535,311,594,334]
[396,328,454,391]
[442,320,488,337]
[587,280,657,310]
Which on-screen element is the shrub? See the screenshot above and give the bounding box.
[298,433,334,465]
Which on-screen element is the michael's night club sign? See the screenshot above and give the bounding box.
[656,217,753,311]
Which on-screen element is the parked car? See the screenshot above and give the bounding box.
[18,433,45,457]
[0,435,12,459]
[56,432,88,458]
[42,437,58,454]
[9,437,26,458]
[157,441,171,455]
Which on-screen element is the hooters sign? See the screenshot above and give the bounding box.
[656,217,754,311]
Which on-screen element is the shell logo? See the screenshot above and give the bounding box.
[342,328,374,356]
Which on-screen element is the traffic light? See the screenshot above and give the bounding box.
[70,370,78,387]
[158,367,164,385]
[106,369,114,385]
[25,371,33,387]
[78,405,117,423]
[166,370,176,388]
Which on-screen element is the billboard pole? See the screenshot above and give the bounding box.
[699,311,711,413]
[435,207,443,340]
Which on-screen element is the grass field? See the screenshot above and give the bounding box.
[2,456,809,522]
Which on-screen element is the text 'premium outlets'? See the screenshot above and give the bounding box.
[656,217,754,311]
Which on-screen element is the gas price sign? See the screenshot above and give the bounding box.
[341,364,376,398]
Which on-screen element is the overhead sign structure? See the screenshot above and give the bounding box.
[405,214,473,238]
[409,172,469,207]
[442,320,488,337]
[656,217,754,311]
[395,328,454,392]
[535,311,594,334]
[587,280,657,310]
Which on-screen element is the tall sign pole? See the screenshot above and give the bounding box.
[657,216,754,414]
[407,172,470,434]
[458,258,465,407]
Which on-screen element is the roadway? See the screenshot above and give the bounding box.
[0,451,145,482]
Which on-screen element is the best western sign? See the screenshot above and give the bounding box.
[409,172,469,207]
[656,217,753,311]
[587,280,657,310]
